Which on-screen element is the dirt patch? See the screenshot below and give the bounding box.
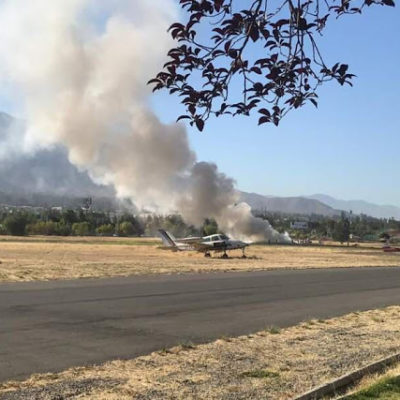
[0,236,398,282]
[1,307,399,399]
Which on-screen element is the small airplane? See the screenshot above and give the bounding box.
[158,229,249,258]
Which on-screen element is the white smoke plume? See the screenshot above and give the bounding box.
[0,0,290,243]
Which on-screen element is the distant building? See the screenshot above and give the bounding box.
[290,221,309,230]
[349,234,361,242]
[363,233,379,242]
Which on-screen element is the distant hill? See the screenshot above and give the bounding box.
[240,191,400,219]
[239,192,341,217]
[0,111,115,205]
[307,194,400,220]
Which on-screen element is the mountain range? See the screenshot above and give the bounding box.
[240,192,400,220]
[306,194,400,220]
[0,111,399,219]
[0,112,115,199]
[239,192,340,217]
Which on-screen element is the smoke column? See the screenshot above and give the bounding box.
[0,0,290,243]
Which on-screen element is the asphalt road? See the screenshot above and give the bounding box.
[1,266,400,382]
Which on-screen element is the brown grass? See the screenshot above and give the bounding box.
[0,236,398,282]
[1,306,399,400]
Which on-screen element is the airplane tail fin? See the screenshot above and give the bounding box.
[158,229,178,248]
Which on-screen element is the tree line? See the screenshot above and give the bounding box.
[255,210,400,243]
[0,207,398,242]
[0,208,220,238]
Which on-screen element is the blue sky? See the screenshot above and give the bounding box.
[152,4,400,207]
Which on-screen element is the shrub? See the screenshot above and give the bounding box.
[96,224,115,236]
[27,221,57,235]
[117,221,135,236]
[72,222,90,236]
[56,222,71,236]
[4,214,28,236]
[27,221,71,236]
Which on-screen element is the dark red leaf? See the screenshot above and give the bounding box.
[177,115,191,122]
[258,116,270,125]
[195,118,205,131]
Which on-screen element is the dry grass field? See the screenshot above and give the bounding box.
[1,306,399,400]
[0,236,399,282]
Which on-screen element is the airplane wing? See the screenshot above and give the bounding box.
[177,236,202,244]
[189,242,214,252]
[157,245,179,252]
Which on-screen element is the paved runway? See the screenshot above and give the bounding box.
[1,266,400,382]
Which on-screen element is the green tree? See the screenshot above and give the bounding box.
[61,209,78,225]
[96,224,115,236]
[333,216,350,244]
[117,221,135,236]
[27,221,72,236]
[0,224,7,235]
[203,218,218,236]
[72,222,90,236]
[4,214,28,236]
[118,214,144,236]
[55,222,71,236]
[27,221,55,235]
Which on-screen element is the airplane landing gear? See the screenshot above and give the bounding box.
[204,252,211,258]
[221,251,229,259]
[241,248,247,259]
